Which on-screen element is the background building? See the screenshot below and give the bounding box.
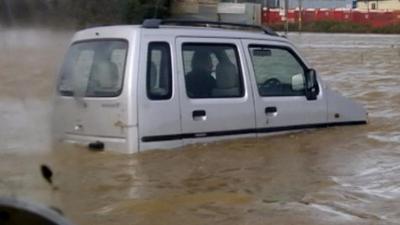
[171,0,354,16]
[220,0,280,8]
[357,0,400,11]
[280,0,352,9]
[171,0,262,24]
[171,0,219,20]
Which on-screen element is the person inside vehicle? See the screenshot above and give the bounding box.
[185,50,216,98]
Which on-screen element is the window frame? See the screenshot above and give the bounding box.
[146,42,173,101]
[248,44,309,97]
[58,38,129,98]
[181,43,245,99]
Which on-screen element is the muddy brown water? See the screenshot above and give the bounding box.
[0,29,400,225]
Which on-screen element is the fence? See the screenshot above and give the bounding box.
[262,8,400,27]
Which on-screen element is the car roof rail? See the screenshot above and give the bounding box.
[142,19,279,37]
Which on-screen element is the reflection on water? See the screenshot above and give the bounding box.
[1,30,400,225]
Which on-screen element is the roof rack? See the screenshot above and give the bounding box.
[142,19,279,37]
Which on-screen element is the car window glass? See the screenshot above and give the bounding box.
[147,42,172,100]
[249,46,305,97]
[182,44,244,98]
[58,40,128,97]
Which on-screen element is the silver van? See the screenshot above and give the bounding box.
[52,19,367,154]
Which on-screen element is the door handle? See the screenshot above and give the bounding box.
[265,106,277,116]
[192,110,206,121]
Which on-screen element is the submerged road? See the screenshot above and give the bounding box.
[0,29,400,225]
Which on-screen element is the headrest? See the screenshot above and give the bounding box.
[216,63,238,89]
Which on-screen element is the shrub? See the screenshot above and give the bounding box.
[372,23,400,34]
[0,0,170,28]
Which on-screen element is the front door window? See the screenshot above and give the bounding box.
[249,46,306,97]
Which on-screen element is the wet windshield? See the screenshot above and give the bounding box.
[58,40,128,97]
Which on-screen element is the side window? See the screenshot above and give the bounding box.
[182,43,244,98]
[147,42,172,100]
[249,45,306,97]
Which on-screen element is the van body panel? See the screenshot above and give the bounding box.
[325,87,368,124]
[124,30,140,153]
[52,25,367,154]
[242,39,328,133]
[137,32,183,152]
[53,27,139,153]
[54,97,128,138]
[62,133,129,153]
[182,134,256,146]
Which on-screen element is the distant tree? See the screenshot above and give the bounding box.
[64,0,171,27]
[63,0,119,27]
[12,0,32,23]
[0,0,171,28]
[0,0,6,25]
[123,0,170,23]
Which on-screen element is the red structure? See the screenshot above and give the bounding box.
[262,8,400,28]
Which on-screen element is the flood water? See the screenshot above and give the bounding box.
[1,29,400,225]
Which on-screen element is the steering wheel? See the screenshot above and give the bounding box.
[262,78,281,88]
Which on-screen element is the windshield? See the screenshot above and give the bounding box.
[58,40,128,97]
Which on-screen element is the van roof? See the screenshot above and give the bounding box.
[73,21,289,43]
[142,19,279,36]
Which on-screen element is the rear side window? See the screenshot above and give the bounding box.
[147,42,172,100]
[182,43,244,99]
[58,40,128,97]
[249,45,306,97]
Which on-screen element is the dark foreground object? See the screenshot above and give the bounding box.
[0,197,74,225]
[40,164,53,184]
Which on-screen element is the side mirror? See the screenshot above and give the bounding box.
[305,69,319,100]
[291,73,304,91]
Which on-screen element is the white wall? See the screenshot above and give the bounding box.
[357,0,400,11]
